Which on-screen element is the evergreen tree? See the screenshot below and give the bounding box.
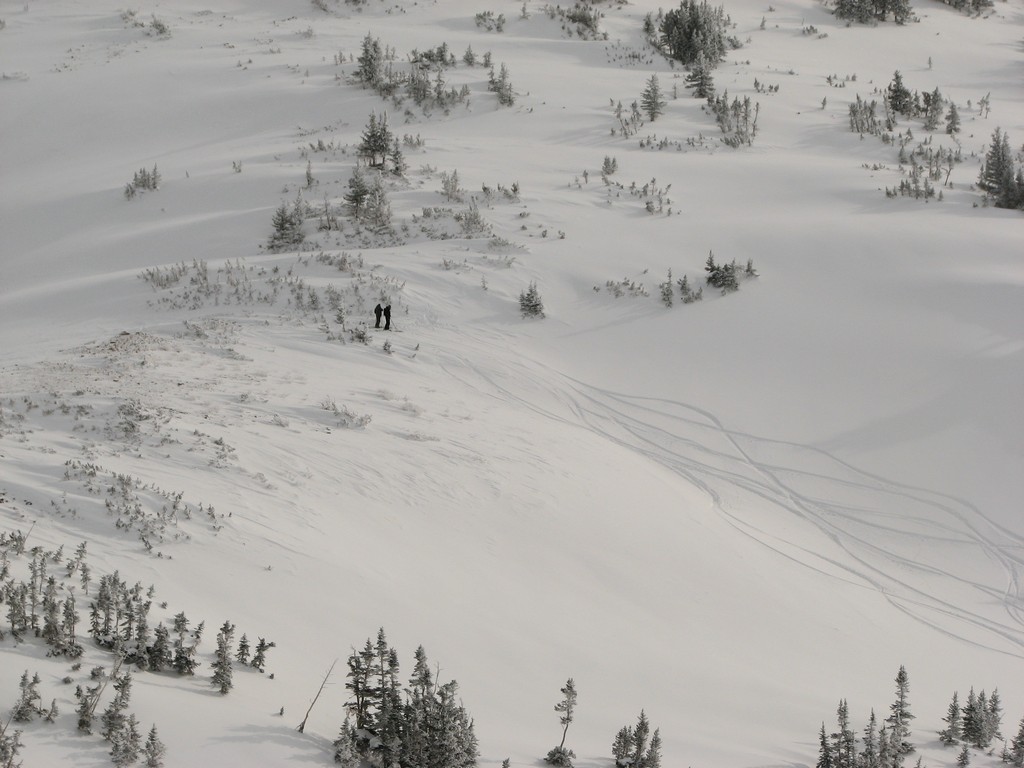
[646,728,662,768]
[333,716,359,768]
[111,713,142,767]
[834,0,874,24]
[388,138,408,178]
[832,699,856,768]
[985,689,1003,746]
[978,128,1021,208]
[939,691,962,745]
[144,725,166,768]
[887,72,912,115]
[658,0,731,67]
[519,282,545,318]
[1010,714,1024,767]
[817,723,835,768]
[212,620,234,694]
[685,53,715,99]
[613,726,633,766]
[545,678,577,766]
[945,103,961,134]
[235,633,251,665]
[359,111,392,168]
[885,665,914,755]
[251,637,275,673]
[641,75,667,121]
[12,671,42,722]
[344,166,370,219]
[268,199,305,252]
[660,269,674,307]
[356,33,384,88]
[962,688,982,747]
[957,743,971,767]
[365,172,393,232]
[631,710,651,768]
[101,672,133,742]
[861,710,880,768]
[148,623,172,672]
[923,87,944,131]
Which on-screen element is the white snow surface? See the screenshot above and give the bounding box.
[0,0,1022,766]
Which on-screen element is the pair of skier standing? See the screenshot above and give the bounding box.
[373,303,392,330]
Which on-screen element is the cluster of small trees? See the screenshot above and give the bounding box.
[268,192,309,251]
[333,629,478,768]
[833,0,913,25]
[0,530,276,765]
[543,679,662,768]
[352,32,511,111]
[706,91,759,146]
[651,0,738,68]
[658,254,756,307]
[124,165,161,199]
[612,710,663,768]
[815,666,1024,768]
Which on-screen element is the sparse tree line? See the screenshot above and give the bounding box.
[0,529,275,766]
[544,677,663,768]
[848,72,1021,209]
[815,665,1024,768]
[350,32,513,112]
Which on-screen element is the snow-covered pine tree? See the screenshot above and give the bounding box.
[11,671,42,722]
[984,689,1003,746]
[365,172,392,232]
[646,728,662,768]
[630,710,651,768]
[923,87,944,131]
[945,103,960,134]
[355,33,384,88]
[212,620,234,694]
[685,53,715,99]
[1010,714,1024,767]
[344,166,370,220]
[861,710,879,768]
[658,0,731,67]
[359,111,393,169]
[519,282,545,318]
[110,713,142,767]
[333,716,360,767]
[148,623,172,672]
[885,665,914,755]
[172,613,198,675]
[101,671,133,742]
[388,138,408,178]
[143,725,166,768]
[939,691,962,745]
[660,269,674,307]
[641,75,666,121]
[957,743,971,768]
[251,637,275,673]
[887,72,913,115]
[235,633,251,665]
[545,678,577,766]
[612,726,633,766]
[832,699,856,768]
[817,723,835,768]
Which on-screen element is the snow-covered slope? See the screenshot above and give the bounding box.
[0,1,1022,766]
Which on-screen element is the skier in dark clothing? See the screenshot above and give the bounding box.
[374,303,383,328]
[383,305,392,330]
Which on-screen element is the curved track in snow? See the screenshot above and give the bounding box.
[438,341,1024,658]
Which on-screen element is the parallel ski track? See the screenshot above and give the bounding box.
[439,342,1024,657]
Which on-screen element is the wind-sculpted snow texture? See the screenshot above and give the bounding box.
[0,0,1022,766]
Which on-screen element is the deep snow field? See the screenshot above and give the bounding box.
[0,0,1022,766]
